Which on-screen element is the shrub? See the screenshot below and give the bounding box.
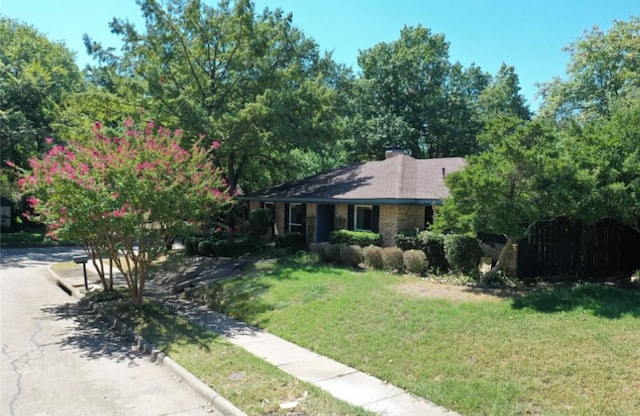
[381,247,404,272]
[275,232,306,251]
[416,231,448,273]
[340,245,363,267]
[197,239,215,257]
[394,231,419,251]
[184,236,203,256]
[309,242,331,261]
[329,230,381,247]
[403,249,426,274]
[213,235,259,257]
[326,243,345,263]
[248,208,272,237]
[444,234,483,274]
[362,245,384,269]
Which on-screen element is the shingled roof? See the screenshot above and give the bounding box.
[242,154,466,205]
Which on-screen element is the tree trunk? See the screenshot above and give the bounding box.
[481,237,514,284]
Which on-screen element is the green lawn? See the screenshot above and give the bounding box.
[198,255,640,416]
[103,299,374,416]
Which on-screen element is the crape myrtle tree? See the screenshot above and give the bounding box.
[12,120,230,308]
[434,117,572,282]
[76,0,346,194]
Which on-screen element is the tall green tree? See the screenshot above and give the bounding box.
[477,63,531,121]
[0,18,83,168]
[350,25,490,160]
[435,117,567,281]
[539,16,640,121]
[77,0,346,193]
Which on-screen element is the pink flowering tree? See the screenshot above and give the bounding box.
[15,120,230,307]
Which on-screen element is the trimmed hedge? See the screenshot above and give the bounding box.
[381,247,404,272]
[340,245,363,268]
[248,208,272,237]
[329,230,381,247]
[309,242,331,261]
[444,234,483,274]
[363,245,384,269]
[403,249,426,275]
[326,243,345,263]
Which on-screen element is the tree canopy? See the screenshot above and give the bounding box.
[0,18,83,169]
[71,0,347,193]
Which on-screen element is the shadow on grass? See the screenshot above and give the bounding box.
[511,283,640,319]
[106,300,220,355]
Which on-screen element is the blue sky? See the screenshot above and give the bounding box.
[2,0,638,110]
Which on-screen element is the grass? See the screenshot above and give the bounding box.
[101,299,374,416]
[196,255,640,416]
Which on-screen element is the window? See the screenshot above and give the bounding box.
[289,203,305,233]
[355,205,373,231]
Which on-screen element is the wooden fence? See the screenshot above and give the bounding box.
[517,219,640,279]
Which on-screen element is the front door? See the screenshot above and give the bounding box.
[316,204,335,242]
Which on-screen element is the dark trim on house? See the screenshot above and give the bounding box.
[239,196,444,206]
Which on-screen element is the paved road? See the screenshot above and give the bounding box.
[1,247,217,416]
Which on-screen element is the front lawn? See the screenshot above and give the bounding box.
[199,255,640,416]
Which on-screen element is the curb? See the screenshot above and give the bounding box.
[46,266,247,416]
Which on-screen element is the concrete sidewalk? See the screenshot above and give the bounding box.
[51,261,459,416]
[149,293,458,416]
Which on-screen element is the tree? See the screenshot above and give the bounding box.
[74,0,345,194]
[13,120,230,307]
[0,18,83,169]
[351,25,490,160]
[477,63,531,121]
[435,117,567,281]
[539,16,640,121]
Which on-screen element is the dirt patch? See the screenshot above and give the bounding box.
[394,280,523,302]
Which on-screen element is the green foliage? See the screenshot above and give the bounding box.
[381,247,404,272]
[274,232,306,251]
[80,0,348,194]
[403,249,427,275]
[394,230,419,251]
[213,235,257,258]
[443,234,483,274]
[197,240,215,257]
[248,208,272,237]
[184,236,203,256]
[339,245,363,268]
[329,229,381,247]
[416,231,448,273]
[539,17,640,121]
[0,18,83,169]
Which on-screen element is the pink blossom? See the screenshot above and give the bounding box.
[212,141,221,149]
[94,121,102,130]
[124,118,134,128]
[26,196,40,207]
[45,137,54,144]
[5,160,15,167]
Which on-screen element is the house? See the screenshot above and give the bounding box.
[239,149,466,246]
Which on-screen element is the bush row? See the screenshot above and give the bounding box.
[184,232,306,258]
[394,231,483,274]
[309,240,479,276]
